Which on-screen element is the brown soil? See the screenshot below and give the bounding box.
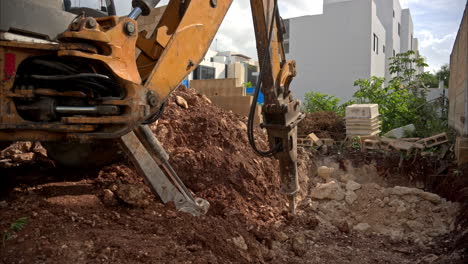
[0,87,466,264]
[297,111,346,140]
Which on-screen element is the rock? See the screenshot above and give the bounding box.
[345,181,361,192]
[11,152,35,162]
[345,191,358,205]
[2,142,32,156]
[114,184,150,208]
[175,96,189,109]
[291,234,307,257]
[310,181,345,201]
[229,235,248,251]
[237,121,247,131]
[403,220,424,232]
[0,201,7,208]
[101,189,118,206]
[340,173,356,183]
[273,231,288,242]
[419,192,441,204]
[334,220,350,233]
[317,166,334,179]
[420,254,439,264]
[386,186,441,204]
[353,223,371,232]
[384,124,415,139]
[200,94,212,104]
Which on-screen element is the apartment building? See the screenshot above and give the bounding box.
[187,50,259,87]
[284,0,421,102]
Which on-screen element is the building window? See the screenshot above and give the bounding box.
[398,23,401,36]
[411,34,413,50]
[393,49,396,57]
[193,65,215,80]
[373,33,379,54]
[284,40,290,54]
[284,19,290,39]
[393,10,395,18]
[383,45,386,53]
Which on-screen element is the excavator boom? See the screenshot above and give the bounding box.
[0,0,303,213]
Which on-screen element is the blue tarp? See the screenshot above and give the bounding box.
[246,87,264,104]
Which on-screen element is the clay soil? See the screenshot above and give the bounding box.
[297,111,346,140]
[0,87,466,264]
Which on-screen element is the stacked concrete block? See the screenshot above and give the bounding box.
[345,104,381,137]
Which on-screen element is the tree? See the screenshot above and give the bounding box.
[436,64,450,88]
[354,51,446,136]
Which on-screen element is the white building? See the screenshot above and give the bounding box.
[187,50,259,87]
[284,0,421,102]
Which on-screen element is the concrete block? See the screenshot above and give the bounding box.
[417,133,449,148]
[298,138,314,148]
[346,130,381,137]
[363,139,380,150]
[307,133,323,146]
[321,138,335,146]
[345,117,381,126]
[389,140,415,152]
[345,104,379,119]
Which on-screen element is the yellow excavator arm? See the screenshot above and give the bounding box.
[0,0,303,212]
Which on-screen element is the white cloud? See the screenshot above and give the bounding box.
[417,31,457,72]
[213,0,323,58]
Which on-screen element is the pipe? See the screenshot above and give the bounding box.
[128,7,143,20]
[55,105,119,115]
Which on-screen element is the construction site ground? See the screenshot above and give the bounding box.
[1,87,467,264]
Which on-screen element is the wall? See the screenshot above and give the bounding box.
[286,0,374,102]
[374,0,402,82]
[401,9,414,53]
[449,4,468,135]
[189,79,245,96]
[370,0,387,78]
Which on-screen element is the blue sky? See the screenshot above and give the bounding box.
[400,0,466,72]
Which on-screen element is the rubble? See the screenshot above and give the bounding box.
[175,95,189,109]
[310,181,345,201]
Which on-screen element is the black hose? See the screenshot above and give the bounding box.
[143,102,167,124]
[247,0,280,157]
[30,73,110,81]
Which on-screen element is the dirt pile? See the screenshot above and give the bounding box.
[1,86,466,264]
[297,111,346,140]
[152,86,286,222]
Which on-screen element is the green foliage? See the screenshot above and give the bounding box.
[2,217,28,247]
[354,50,447,136]
[10,217,28,232]
[303,91,341,113]
[302,51,448,137]
[436,64,450,88]
[242,82,253,88]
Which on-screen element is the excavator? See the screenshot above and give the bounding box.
[0,0,303,215]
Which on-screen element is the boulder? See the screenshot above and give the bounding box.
[291,234,307,257]
[346,181,361,192]
[340,173,356,183]
[311,181,345,201]
[229,235,248,251]
[353,223,371,232]
[175,96,189,109]
[345,191,358,205]
[317,166,334,180]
